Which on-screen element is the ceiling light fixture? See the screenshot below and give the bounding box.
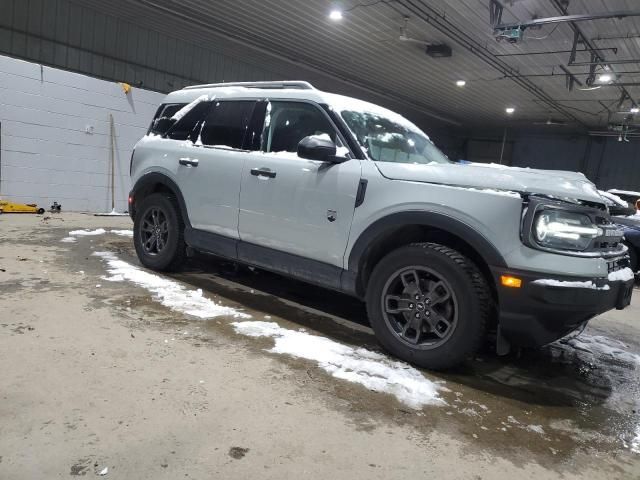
[597,73,613,83]
[456,80,466,87]
[329,9,343,21]
[506,107,515,114]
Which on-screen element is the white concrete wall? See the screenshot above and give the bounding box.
[0,54,164,212]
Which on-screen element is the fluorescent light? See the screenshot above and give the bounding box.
[631,107,639,114]
[597,73,613,83]
[505,107,515,114]
[329,9,343,21]
[456,80,466,87]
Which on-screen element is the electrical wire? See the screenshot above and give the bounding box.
[523,24,560,40]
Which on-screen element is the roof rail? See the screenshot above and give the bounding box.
[183,81,316,91]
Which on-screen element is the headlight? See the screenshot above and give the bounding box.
[521,196,625,257]
[533,210,601,251]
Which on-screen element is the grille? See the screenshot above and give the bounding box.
[607,257,630,273]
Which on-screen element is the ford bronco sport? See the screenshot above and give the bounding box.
[129,81,634,370]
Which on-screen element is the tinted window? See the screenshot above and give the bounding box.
[263,102,338,153]
[200,101,256,149]
[149,103,186,135]
[166,101,211,141]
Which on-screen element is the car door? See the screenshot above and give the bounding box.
[238,100,362,270]
[175,99,257,239]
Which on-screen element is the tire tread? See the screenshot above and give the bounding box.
[365,241,491,370]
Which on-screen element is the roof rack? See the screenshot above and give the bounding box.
[183,81,316,91]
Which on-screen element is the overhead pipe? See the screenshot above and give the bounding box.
[495,47,617,57]
[396,0,584,126]
[569,58,640,66]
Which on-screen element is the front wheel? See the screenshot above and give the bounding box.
[133,193,186,272]
[365,243,491,370]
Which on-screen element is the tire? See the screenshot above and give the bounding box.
[365,242,491,370]
[133,193,186,272]
[37,208,45,215]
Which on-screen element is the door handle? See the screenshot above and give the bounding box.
[179,157,199,167]
[250,167,276,178]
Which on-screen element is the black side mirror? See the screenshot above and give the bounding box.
[297,135,347,163]
[153,117,177,136]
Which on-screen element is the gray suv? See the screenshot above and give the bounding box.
[129,81,634,369]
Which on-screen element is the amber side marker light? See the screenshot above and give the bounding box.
[501,275,522,288]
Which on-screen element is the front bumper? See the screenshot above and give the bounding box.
[491,266,634,347]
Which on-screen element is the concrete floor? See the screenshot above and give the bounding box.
[1,212,639,479]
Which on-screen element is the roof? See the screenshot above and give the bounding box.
[162,81,422,129]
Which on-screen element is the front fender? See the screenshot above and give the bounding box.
[347,210,508,273]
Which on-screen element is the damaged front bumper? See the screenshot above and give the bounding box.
[491,262,635,347]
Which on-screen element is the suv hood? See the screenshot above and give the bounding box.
[376,162,604,204]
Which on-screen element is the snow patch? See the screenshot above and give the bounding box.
[560,334,640,366]
[532,279,610,290]
[599,190,628,208]
[67,229,133,238]
[631,425,640,454]
[439,183,521,199]
[110,229,134,237]
[94,208,128,216]
[526,425,545,435]
[231,320,445,409]
[171,94,209,122]
[466,187,521,198]
[93,251,249,319]
[608,189,640,198]
[69,228,107,236]
[608,267,635,282]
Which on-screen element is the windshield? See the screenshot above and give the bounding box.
[340,110,450,165]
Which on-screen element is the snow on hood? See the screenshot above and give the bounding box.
[375,161,604,203]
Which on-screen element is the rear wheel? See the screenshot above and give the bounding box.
[366,242,491,370]
[133,193,186,271]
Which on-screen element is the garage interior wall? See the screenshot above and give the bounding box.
[461,131,640,191]
[0,54,163,212]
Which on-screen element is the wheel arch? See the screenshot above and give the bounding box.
[346,211,507,300]
[130,173,191,227]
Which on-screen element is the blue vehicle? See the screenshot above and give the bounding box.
[614,216,640,274]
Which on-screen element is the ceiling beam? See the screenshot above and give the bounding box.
[396,0,585,126]
[494,47,617,57]
[549,0,636,109]
[493,10,640,32]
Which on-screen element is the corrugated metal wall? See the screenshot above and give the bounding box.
[0,0,279,93]
[464,132,640,191]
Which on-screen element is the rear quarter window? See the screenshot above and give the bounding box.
[149,103,187,135]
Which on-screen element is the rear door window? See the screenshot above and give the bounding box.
[199,101,257,150]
